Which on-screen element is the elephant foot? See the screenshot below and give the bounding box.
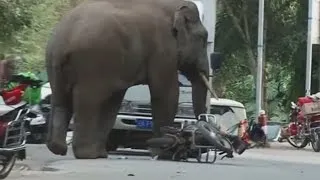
[46,140,68,156]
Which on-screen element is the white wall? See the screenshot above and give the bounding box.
[189,0,204,22]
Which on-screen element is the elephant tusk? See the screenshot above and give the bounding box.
[199,73,219,100]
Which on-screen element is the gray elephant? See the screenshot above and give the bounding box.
[46,0,214,159]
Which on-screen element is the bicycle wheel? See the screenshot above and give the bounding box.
[0,153,16,179]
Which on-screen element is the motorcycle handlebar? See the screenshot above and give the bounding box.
[10,75,44,87]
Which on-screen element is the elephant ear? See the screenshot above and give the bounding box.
[172,1,199,42]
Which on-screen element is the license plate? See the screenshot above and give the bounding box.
[136,119,153,129]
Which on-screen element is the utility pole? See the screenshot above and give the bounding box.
[305,0,315,96]
[201,0,217,114]
[256,0,265,118]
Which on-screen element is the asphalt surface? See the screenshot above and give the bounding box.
[5,143,320,180]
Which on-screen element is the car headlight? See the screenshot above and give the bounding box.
[176,105,195,117]
[119,101,138,113]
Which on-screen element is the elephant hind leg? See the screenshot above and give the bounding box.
[98,90,126,155]
[72,88,126,159]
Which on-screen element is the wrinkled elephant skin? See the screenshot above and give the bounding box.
[46,0,210,159]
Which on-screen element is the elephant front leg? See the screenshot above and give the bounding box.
[47,106,72,155]
[149,75,179,137]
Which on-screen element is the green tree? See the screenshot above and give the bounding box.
[0,0,71,72]
[215,0,305,121]
[0,0,34,51]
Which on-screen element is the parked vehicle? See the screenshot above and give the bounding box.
[0,98,29,179]
[283,94,320,152]
[0,74,42,179]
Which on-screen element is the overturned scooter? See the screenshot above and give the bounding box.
[146,114,248,163]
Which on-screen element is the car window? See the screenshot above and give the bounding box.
[210,106,234,115]
[210,105,246,135]
[178,73,191,87]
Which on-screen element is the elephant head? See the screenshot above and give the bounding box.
[172,1,217,118]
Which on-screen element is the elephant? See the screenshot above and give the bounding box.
[45,0,214,159]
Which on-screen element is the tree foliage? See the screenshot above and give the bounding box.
[215,0,308,121]
[0,0,71,72]
[0,0,33,42]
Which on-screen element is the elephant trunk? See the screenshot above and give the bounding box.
[190,58,219,119]
[182,52,219,119]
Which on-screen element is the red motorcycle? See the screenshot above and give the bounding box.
[0,75,43,178]
[284,95,320,152]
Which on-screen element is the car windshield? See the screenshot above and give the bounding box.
[210,105,247,135]
[178,73,191,87]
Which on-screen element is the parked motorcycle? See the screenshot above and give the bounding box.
[284,94,320,152]
[0,74,43,179]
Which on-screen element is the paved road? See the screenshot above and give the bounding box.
[6,143,320,180]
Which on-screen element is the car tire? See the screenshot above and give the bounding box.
[106,141,118,152]
[105,131,121,152]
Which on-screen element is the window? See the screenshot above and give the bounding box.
[210,106,234,115]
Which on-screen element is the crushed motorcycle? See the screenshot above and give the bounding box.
[146,114,248,164]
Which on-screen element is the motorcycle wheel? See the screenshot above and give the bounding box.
[311,133,320,152]
[0,153,16,179]
[287,136,309,149]
[196,121,232,153]
[105,140,118,152]
[146,137,176,149]
[147,137,177,160]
